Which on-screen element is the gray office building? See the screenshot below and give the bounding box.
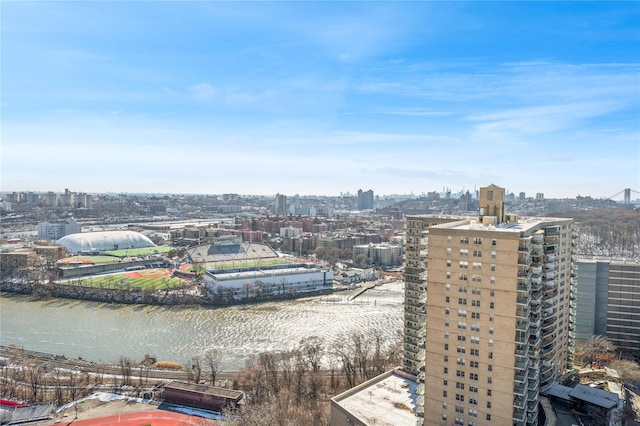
[573,258,640,358]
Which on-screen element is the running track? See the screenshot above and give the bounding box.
[67,410,217,425]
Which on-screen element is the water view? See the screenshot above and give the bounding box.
[0,281,403,371]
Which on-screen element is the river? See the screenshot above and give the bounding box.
[0,281,403,371]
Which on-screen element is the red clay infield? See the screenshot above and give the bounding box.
[68,410,217,425]
[58,258,93,265]
[123,270,172,279]
[178,264,194,274]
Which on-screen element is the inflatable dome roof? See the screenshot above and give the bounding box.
[56,230,155,254]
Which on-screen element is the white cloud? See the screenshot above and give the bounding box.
[467,101,624,136]
[187,83,218,101]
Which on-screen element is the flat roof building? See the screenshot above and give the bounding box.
[163,381,243,412]
[331,369,419,426]
[573,257,640,358]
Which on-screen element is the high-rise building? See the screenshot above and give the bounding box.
[274,193,287,216]
[405,185,575,426]
[357,189,374,211]
[404,215,460,418]
[573,257,640,358]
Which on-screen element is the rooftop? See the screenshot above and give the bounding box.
[433,216,572,233]
[166,381,243,401]
[332,369,418,426]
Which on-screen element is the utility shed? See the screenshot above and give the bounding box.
[163,381,243,412]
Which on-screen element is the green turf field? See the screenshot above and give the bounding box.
[202,258,289,271]
[102,246,173,257]
[61,255,120,265]
[65,271,187,290]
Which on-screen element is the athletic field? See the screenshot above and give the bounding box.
[65,269,188,290]
[102,246,172,257]
[58,255,120,265]
[203,258,289,270]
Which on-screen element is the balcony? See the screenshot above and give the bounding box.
[542,340,557,354]
[513,407,527,423]
[518,280,532,292]
[529,335,541,349]
[546,254,557,262]
[541,345,555,359]
[515,358,528,370]
[518,255,532,266]
[529,315,541,329]
[405,321,424,332]
[530,291,543,305]
[515,371,527,383]
[542,327,555,339]
[517,306,531,319]
[516,344,530,358]
[531,265,543,275]
[545,226,560,236]
[517,294,531,306]
[528,358,540,370]
[516,320,530,332]
[514,382,527,397]
[519,245,532,255]
[518,267,532,279]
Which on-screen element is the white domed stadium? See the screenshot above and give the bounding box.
[56,231,155,254]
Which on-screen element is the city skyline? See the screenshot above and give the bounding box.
[2,2,639,197]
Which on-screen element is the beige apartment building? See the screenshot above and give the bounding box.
[406,185,575,426]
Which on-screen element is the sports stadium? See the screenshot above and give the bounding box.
[186,236,334,300]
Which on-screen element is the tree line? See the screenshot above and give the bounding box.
[224,328,403,426]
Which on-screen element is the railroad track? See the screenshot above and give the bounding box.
[0,345,237,383]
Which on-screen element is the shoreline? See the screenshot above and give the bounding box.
[0,279,337,308]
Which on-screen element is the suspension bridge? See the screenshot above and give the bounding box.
[607,188,640,204]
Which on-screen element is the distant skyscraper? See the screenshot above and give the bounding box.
[405,184,575,425]
[357,189,374,210]
[274,193,287,216]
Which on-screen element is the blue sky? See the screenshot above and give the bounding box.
[2,1,639,198]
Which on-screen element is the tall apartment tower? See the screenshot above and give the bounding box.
[405,185,574,426]
[404,215,461,419]
[357,189,374,211]
[274,193,287,216]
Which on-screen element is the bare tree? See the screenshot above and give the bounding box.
[204,348,222,386]
[191,356,202,383]
[575,335,615,365]
[300,336,324,373]
[119,357,133,386]
[609,359,640,384]
[27,365,42,401]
